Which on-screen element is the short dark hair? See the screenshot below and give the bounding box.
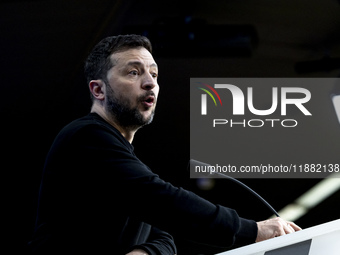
[84,34,152,87]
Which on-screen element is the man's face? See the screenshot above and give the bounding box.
[104,47,159,130]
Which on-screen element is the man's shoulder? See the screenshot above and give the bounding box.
[56,113,126,145]
[63,113,114,134]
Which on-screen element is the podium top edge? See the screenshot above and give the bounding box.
[216,219,340,255]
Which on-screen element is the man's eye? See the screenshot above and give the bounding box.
[129,70,138,75]
[151,72,158,78]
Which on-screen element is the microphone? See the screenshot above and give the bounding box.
[189,159,280,217]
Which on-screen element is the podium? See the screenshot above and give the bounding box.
[216,219,340,255]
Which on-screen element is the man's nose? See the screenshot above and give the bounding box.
[141,73,156,90]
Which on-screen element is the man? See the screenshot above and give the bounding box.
[29,34,300,255]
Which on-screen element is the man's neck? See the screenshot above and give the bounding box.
[90,104,136,143]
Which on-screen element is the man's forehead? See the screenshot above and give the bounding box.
[111,48,157,68]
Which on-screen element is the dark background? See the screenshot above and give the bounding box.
[2,0,340,254]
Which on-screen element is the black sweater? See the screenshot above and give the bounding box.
[29,113,257,254]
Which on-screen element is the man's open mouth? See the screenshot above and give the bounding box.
[142,95,155,107]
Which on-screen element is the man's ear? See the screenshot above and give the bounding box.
[89,80,105,100]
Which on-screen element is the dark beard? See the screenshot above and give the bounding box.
[105,84,155,130]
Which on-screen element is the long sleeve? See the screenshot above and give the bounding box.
[70,115,257,248]
[30,113,257,254]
